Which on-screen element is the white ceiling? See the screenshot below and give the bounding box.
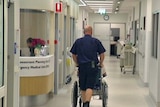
[78,0,140,14]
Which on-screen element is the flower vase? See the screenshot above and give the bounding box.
[34,48,41,56]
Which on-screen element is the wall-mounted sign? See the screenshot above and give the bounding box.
[56,3,62,13]
[98,8,106,15]
[20,55,54,74]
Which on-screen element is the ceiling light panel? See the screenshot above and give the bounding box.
[79,0,87,6]
[91,8,113,10]
[91,8,113,11]
[89,5,113,7]
[94,10,112,13]
[87,3,113,6]
[117,1,121,4]
[83,0,114,13]
[91,7,112,9]
[85,1,114,4]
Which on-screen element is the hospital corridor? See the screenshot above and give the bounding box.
[1,0,160,107]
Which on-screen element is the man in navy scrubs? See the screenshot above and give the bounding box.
[70,25,106,107]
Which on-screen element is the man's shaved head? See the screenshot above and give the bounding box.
[84,25,92,35]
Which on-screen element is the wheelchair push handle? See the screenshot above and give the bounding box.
[97,63,107,77]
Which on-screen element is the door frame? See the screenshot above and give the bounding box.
[1,0,10,107]
[93,22,126,56]
[7,0,20,107]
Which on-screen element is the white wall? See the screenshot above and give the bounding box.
[77,11,128,39]
[149,57,158,104]
[126,0,153,92]
[76,7,83,38]
[127,3,140,43]
[140,0,147,18]
[151,0,160,106]
[138,0,147,84]
[127,0,149,87]
[138,0,160,106]
[152,0,160,12]
[126,11,132,35]
[149,0,160,106]
[138,0,153,89]
[20,0,54,11]
[89,13,128,26]
[144,0,152,85]
[89,13,128,39]
[88,13,128,56]
[76,7,89,38]
[94,23,111,55]
[127,1,160,106]
[135,2,140,20]
[20,0,79,18]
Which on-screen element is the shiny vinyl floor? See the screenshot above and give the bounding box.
[33,57,154,107]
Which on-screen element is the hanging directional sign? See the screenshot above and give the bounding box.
[56,3,62,13]
[98,8,106,15]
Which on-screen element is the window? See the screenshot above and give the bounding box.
[152,13,159,58]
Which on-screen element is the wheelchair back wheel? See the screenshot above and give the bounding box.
[72,81,78,107]
[102,83,108,107]
[79,97,82,107]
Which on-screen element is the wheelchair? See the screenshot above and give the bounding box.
[71,67,108,107]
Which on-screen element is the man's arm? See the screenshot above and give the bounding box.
[72,54,78,66]
[99,53,105,67]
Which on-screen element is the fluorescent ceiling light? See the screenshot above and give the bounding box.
[85,1,113,4]
[87,3,113,6]
[117,1,121,4]
[89,5,113,8]
[91,8,112,10]
[94,11,112,14]
[90,7,112,9]
[79,0,86,6]
[42,10,46,12]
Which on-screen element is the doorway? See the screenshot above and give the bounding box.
[94,23,111,56]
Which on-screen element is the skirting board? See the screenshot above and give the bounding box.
[149,91,160,107]
[136,72,149,87]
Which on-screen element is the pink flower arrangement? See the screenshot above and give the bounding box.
[31,38,45,49]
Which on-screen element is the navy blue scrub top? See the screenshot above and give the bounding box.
[70,35,106,64]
